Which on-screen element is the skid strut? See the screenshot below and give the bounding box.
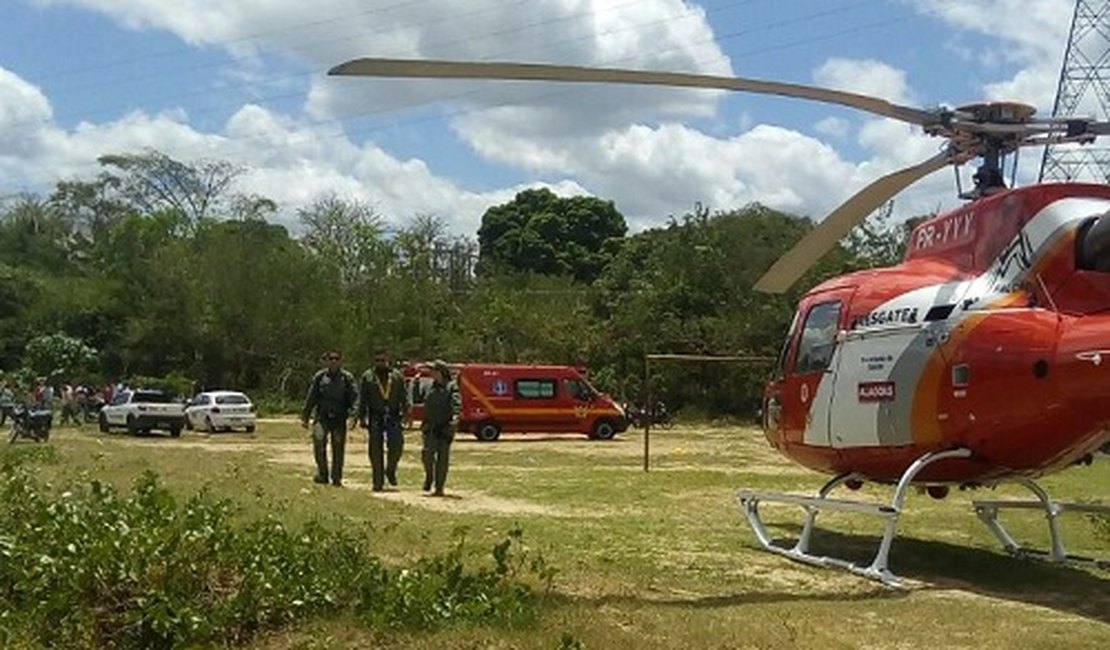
[973,477,1109,569]
[737,448,973,586]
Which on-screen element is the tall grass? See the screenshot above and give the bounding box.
[0,449,553,649]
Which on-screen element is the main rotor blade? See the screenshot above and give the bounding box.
[753,150,952,294]
[329,57,938,126]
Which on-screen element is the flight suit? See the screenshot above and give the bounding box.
[421,378,458,495]
[302,368,358,485]
[359,368,410,490]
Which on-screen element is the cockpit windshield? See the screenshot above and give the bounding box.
[795,301,842,374]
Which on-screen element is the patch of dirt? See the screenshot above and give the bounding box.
[343,484,586,517]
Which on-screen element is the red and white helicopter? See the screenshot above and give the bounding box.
[328,57,1110,584]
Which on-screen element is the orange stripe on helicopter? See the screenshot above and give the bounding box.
[910,229,1076,444]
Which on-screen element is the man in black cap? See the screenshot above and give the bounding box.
[359,350,410,491]
[421,360,457,496]
[301,350,358,486]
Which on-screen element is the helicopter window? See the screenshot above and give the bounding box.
[1077,214,1110,272]
[773,310,801,380]
[795,301,842,374]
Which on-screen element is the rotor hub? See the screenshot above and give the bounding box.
[955,101,1037,123]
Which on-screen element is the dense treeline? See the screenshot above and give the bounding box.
[0,151,911,417]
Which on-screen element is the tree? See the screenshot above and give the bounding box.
[97,149,243,223]
[844,202,935,269]
[477,188,627,282]
[24,333,98,379]
[0,194,81,273]
[298,195,388,285]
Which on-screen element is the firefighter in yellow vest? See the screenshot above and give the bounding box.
[358,351,410,491]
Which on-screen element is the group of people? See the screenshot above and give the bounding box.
[0,377,114,428]
[300,350,457,496]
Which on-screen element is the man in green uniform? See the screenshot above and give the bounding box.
[421,360,457,496]
[359,351,410,491]
[301,350,358,487]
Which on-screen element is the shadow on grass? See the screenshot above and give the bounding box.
[761,526,1110,624]
[568,584,908,610]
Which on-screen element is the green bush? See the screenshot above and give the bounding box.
[0,461,552,648]
[127,372,195,397]
[250,392,303,418]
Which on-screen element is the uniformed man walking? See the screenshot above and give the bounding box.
[301,350,358,487]
[359,351,410,491]
[421,360,457,496]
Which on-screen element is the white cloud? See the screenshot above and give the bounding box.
[813,58,917,106]
[17,0,745,228]
[12,0,1061,236]
[912,0,1073,110]
[0,64,580,234]
[814,116,849,139]
[35,0,732,130]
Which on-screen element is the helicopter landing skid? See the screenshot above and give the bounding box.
[737,447,974,587]
[973,478,1110,570]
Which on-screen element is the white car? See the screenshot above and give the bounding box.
[99,389,186,437]
[185,391,257,433]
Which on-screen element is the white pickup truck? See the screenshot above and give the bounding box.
[98,389,186,437]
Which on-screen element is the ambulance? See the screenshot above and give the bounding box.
[454,363,628,441]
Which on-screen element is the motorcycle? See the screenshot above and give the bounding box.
[7,406,52,444]
[624,401,674,429]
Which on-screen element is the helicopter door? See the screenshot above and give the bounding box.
[788,298,845,448]
[825,324,922,448]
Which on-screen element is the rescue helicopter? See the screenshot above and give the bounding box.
[327,56,1110,584]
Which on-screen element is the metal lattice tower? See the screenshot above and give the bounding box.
[1040,0,1110,182]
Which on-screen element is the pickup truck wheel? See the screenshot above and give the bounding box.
[245,424,256,433]
[98,413,110,433]
[169,425,182,438]
[475,421,501,442]
[204,416,215,433]
[126,414,138,435]
[591,419,617,441]
[184,414,194,431]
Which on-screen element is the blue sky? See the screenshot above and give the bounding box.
[0,1,1081,233]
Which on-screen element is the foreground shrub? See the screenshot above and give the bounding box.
[0,463,552,648]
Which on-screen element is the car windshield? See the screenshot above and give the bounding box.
[134,390,173,403]
[215,394,250,405]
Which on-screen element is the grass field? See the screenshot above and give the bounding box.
[4,420,1108,649]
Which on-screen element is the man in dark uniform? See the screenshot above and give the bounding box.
[421,360,457,496]
[301,350,358,487]
[359,351,410,491]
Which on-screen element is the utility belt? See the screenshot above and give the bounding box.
[317,409,348,425]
